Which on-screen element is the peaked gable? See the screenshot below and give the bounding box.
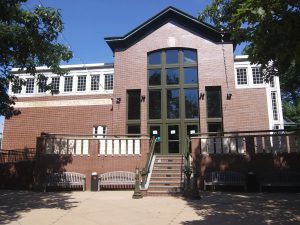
[105,6,232,52]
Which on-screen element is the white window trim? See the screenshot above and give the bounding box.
[63,75,74,93]
[76,74,87,92]
[9,68,114,97]
[235,62,266,89]
[235,67,249,86]
[104,73,114,91]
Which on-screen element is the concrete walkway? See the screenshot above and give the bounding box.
[1,190,300,225]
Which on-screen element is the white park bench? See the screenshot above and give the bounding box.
[98,171,136,190]
[43,172,86,191]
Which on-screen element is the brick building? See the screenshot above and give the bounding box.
[2,7,284,189]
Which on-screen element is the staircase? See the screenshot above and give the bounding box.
[146,155,184,196]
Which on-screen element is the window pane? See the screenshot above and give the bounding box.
[167,89,179,119]
[271,92,278,120]
[184,67,198,84]
[149,90,161,119]
[104,74,113,90]
[206,87,222,118]
[183,50,197,64]
[128,90,141,120]
[148,69,161,85]
[149,52,161,65]
[185,89,199,118]
[236,68,248,85]
[166,68,179,85]
[13,79,22,94]
[187,125,198,135]
[91,75,100,91]
[208,122,223,133]
[150,126,161,153]
[168,125,179,153]
[252,67,264,84]
[51,77,60,92]
[64,77,73,92]
[26,78,34,93]
[166,49,179,64]
[38,78,47,93]
[128,125,140,134]
[77,76,86,91]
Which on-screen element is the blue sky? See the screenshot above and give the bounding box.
[0,0,245,133]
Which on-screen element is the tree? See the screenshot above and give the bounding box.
[283,101,300,127]
[0,0,72,118]
[199,0,300,125]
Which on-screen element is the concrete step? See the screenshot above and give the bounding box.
[154,162,183,165]
[152,169,183,173]
[153,165,183,170]
[146,190,183,197]
[149,181,183,186]
[150,172,183,178]
[147,186,183,192]
[150,177,183,182]
[155,157,183,163]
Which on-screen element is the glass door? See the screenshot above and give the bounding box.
[168,124,180,154]
[186,124,199,153]
[149,125,161,154]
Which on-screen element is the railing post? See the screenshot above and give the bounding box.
[132,168,143,199]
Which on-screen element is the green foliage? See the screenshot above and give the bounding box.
[282,101,300,127]
[0,0,72,118]
[199,0,300,111]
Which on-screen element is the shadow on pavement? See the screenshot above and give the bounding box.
[0,190,78,224]
[180,192,300,225]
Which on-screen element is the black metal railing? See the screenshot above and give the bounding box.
[0,148,36,164]
[141,137,156,188]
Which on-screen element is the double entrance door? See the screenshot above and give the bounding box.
[149,123,199,154]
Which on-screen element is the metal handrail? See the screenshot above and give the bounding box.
[141,137,156,188]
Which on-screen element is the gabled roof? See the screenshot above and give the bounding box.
[105,6,232,52]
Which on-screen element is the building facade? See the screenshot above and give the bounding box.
[3,7,283,154]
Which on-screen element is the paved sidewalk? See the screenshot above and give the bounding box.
[1,190,300,225]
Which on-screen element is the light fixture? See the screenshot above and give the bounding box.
[199,93,205,100]
[226,93,232,100]
[140,95,146,102]
[116,97,121,104]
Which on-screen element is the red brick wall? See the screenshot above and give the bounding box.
[3,95,113,149]
[36,138,149,190]
[113,21,269,135]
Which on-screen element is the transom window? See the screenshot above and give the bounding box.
[64,77,73,92]
[91,75,100,91]
[236,68,248,85]
[104,74,113,90]
[252,67,264,84]
[26,78,34,93]
[148,48,199,119]
[77,75,86,91]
